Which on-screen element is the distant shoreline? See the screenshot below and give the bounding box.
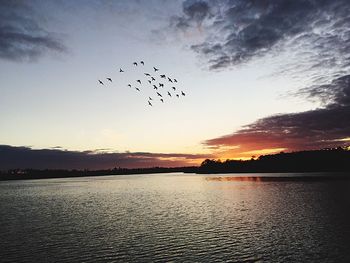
[0,167,195,181]
[1,170,350,182]
[1,148,350,181]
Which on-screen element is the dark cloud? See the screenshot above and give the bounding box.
[0,1,66,61]
[204,74,350,155]
[0,145,211,170]
[173,0,350,70]
[171,0,211,30]
[183,0,210,23]
[297,75,350,107]
[170,0,350,155]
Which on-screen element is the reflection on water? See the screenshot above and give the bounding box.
[206,176,263,182]
[205,173,350,182]
[1,173,350,262]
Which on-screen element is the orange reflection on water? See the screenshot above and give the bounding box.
[205,176,263,182]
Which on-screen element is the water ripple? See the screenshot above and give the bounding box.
[1,173,350,262]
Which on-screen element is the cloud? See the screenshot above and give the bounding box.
[167,0,350,157]
[172,0,211,30]
[172,0,350,70]
[297,75,350,107]
[204,74,350,157]
[0,145,212,170]
[0,1,66,61]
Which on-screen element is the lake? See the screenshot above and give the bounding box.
[1,173,350,262]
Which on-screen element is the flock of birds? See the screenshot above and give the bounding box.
[97,61,186,106]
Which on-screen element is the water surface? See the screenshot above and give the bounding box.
[1,173,350,262]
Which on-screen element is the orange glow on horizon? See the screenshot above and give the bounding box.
[211,147,287,161]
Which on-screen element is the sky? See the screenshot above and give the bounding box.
[1,0,350,169]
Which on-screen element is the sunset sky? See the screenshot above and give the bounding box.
[1,0,350,169]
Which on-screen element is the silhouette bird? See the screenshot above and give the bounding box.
[156,92,162,97]
[159,83,164,88]
[167,91,172,97]
[133,62,138,66]
[148,80,152,84]
[120,68,124,73]
[176,94,179,98]
[107,78,112,82]
[160,74,166,78]
[172,86,176,91]
[137,80,141,84]
[144,73,151,76]
[141,61,144,65]
[153,85,158,90]
[181,91,186,96]
[148,101,152,106]
[168,77,173,82]
[160,98,164,103]
[149,97,153,101]
[174,78,177,83]
[127,84,131,88]
[153,67,159,72]
[136,87,140,91]
[151,77,156,81]
[98,80,104,85]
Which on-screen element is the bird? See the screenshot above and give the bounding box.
[96,62,184,107]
